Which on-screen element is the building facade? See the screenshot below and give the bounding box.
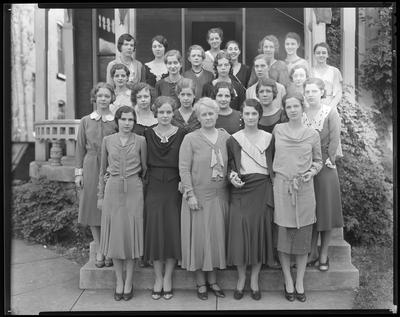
[30,6,357,181]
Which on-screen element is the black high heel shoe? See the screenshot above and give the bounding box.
[233,288,244,300]
[284,284,295,302]
[206,282,225,298]
[123,285,134,301]
[294,284,306,302]
[196,284,208,300]
[114,289,123,301]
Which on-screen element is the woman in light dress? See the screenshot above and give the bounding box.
[179,97,230,300]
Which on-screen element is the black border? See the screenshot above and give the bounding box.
[4,1,398,315]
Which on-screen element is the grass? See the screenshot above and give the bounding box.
[351,243,395,310]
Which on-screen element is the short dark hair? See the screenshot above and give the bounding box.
[110,63,130,78]
[256,77,278,99]
[282,92,305,118]
[258,34,280,56]
[303,77,326,98]
[117,33,136,52]
[151,35,168,50]
[213,50,233,76]
[212,81,235,100]
[313,42,331,55]
[240,98,263,118]
[130,82,155,105]
[114,105,136,131]
[153,96,177,114]
[225,40,240,50]
[285,32,301,45]
[207,27,223,42]
[289,64,309,81]
[90,82,115,104]
[282,92,305,109]
[176,77,196,95]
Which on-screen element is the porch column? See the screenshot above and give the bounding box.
[63,9,76,120]
[128,9,136,38]
[34,6,48,161]
[115,9,129,43]
[304,8,326,67]
[340,8,356,98]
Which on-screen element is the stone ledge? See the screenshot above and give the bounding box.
[79,259,359,291]
[29,161,74,182]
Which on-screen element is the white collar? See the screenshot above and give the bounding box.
[89,110,114,122]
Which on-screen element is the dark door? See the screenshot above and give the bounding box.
[184,8,243,72]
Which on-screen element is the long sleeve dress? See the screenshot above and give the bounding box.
[302,105,344,231]
[106,57,146,87]
[226,130,275,266]
[143,127,186,262]
[98,132,147,260]
[179,129,230,271]
[202,80,246,111]
[171,109,201,134]
[272,123,322,254]
[183,69,214,101]
[75,111,117,226]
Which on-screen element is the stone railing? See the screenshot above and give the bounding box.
[34,119,80,166]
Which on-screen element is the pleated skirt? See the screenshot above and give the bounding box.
[227,173,275,266]
[180,184,229,271]
[99,174,143,260]
[314,165,343,231]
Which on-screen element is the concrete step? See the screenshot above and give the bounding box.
[88,238,353,264]
[80,257,359,291]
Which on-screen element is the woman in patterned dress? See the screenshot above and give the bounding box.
[302,78,343,272]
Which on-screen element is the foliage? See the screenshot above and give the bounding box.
[337,86,392,246]
[326,7,341,69]
[12,177,92,246]
[359,6,393,131]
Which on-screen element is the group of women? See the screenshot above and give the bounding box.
[75,28,343,303]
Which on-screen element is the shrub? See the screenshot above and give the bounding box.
[12,177,92,246]
[359,7,393,125]
[337,86,393,246]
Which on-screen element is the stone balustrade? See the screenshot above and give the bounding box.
[34,119,80,165]
[30,119,81,182]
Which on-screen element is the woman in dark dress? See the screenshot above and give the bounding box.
[172,78,201,134]
[131,82,158,136]
[144,35,169,88]
[213,81,242,135]
[226,99,275,301]
[202,50,246,111]
[256,77,288,133]
[226,40,251,89]
[144,96,186,300]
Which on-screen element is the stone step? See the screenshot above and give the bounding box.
[79,259,359,291]
[88,238,353,264]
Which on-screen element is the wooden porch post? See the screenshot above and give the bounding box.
[63,9,75,120]
[34,6,49,161]
[304,8,326,67]
[341,8,356,99]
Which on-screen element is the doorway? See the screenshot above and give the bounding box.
[184,8,243,72]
